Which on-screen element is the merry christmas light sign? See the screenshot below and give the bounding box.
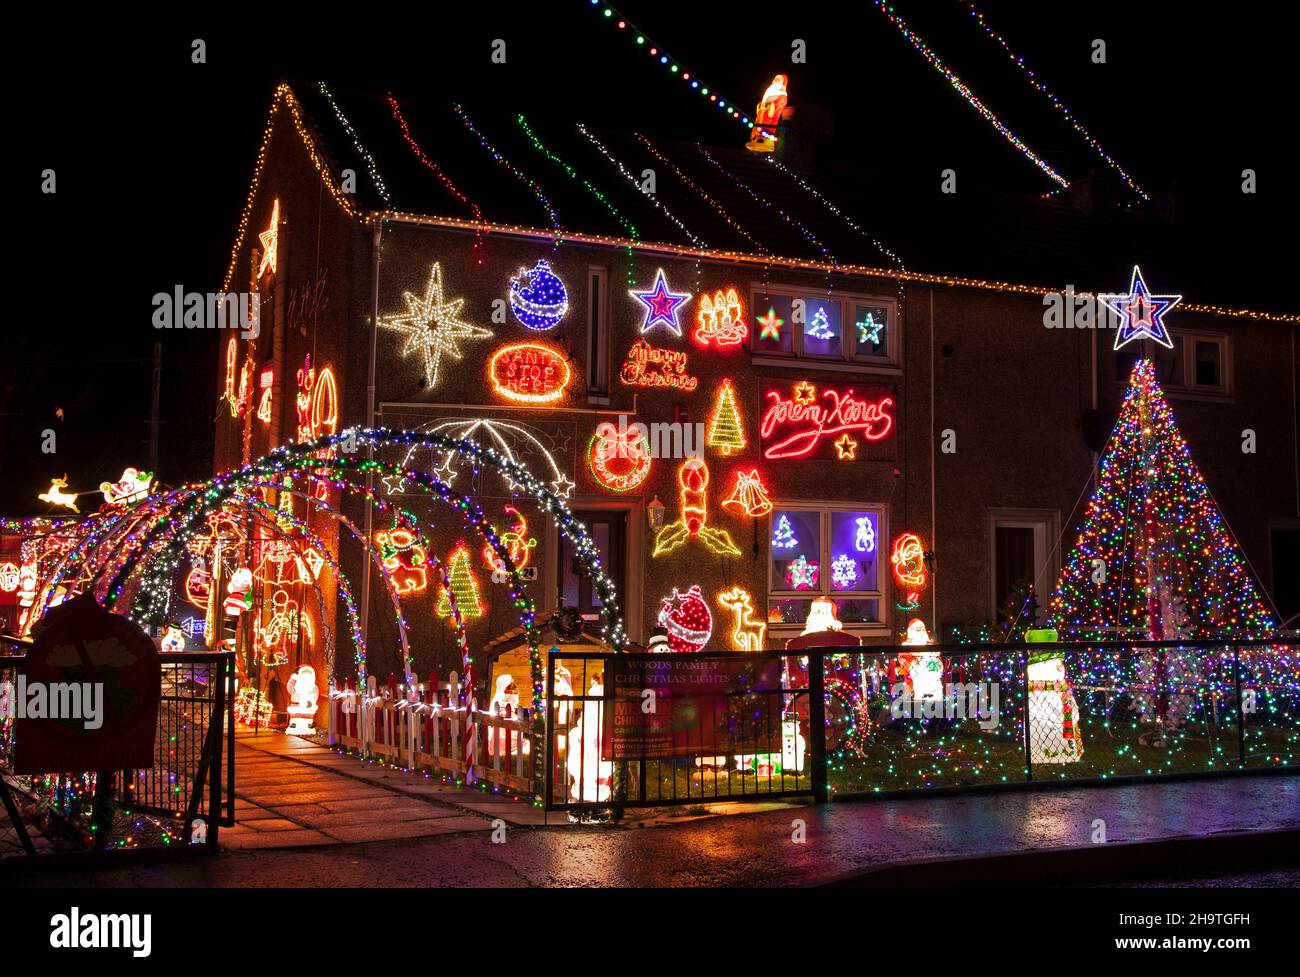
[759,381,894,460]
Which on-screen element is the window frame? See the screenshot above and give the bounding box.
[987,508,1059,625]
[767,500,889,634]
[587,265,610,399]
[749,283,900,371]
[1117,330,1231,397]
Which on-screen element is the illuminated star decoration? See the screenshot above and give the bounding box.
[1101,265,1182,351]
[793,381,816,406]
[834,434,858,460]
[258,198,280,278]
[856,313,884,344]
[378,262,493,389]
[757,307,784,341]
[632,269,691,336]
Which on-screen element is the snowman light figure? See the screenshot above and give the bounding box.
[566,676,612,804]
[285,665,319,735]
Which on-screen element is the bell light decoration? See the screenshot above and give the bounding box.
[646,494,666,531]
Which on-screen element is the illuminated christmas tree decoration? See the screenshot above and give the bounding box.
[489,342,572,403]
[722,469,773,518]
[631,269,690,336]
[785,555,819,590]
[588,421,652,492]
[694,288,748,347]
[717,586,766,651]
[854,515,876,553]
[657,585,714,653]
[856,312,885,344]
[436,542,483,620]
[378,262,493,390]
[761,381,894,459]
[1101,265,1182,351]
[257,365,274,423]
[891,533,927,610]
[746,74,788,153]
[374,526,429,597]
[772,513,798,550]
[806,307,835,339]
[0,561,19,592]
[707,379,746,455]
[482,505,537,572]
[831,554,859,590]
[619,338,698,391]
[100,468,154,506]
[756,307,784,341]
[257,198,279,278]
[509,259,569,330]
[37,476,80,514]
[653,458,741,557]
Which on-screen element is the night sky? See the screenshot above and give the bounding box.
[9,1,1294,515]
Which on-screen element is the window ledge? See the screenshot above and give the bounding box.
[751,356,902,378]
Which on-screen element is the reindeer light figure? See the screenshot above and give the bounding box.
[38,475,79,514]
[718,586,767,652]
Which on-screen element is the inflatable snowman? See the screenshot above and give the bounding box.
[1025,629,1084,763]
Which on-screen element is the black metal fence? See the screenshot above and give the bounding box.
[545,639,1298,812]
[0,652,235,855]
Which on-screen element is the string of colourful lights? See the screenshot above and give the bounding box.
[960,1,1149,201]
[388,95,487,263]
[453,103,563,244]
[516,113,638,283]
[583,0,751,129]
[317,81,392,204]
[872,1,1069,190]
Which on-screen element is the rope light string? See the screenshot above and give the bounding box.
[388,94,488,263]
[318,81,392,205]
[516,113,639,283]
[960,0,1149,201]
[873,0,1069,190]
[454,103,563,245]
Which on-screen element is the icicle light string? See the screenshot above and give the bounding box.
[454,103,563,245]
[318,81,392,204]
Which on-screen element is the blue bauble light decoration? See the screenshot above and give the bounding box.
[509,259,569,330]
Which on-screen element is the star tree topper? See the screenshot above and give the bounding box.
[1102,265,1182,351]
[379,262,493,389]
[632,269,691,336]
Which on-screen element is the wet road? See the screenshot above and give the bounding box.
[9,775,1298,887]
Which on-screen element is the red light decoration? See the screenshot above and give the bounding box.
[652,458,742,557]
[589,421,652,492]
[657,585,714,653]
[759,381,894,460]
[619,339,698,391]
[489,342,571,403]
[722,468,773,518]
[482,505,537,572]
[891,532,927,610]
[746,74,788,153]
[257,365,274,424]
[375,526,429,597]
[694,288,748,347]
[295,354,315,442]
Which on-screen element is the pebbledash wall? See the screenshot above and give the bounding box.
[214,100,1300,685]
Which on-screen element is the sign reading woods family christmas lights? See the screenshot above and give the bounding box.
[760,381,895,460]
[602,655,784,760]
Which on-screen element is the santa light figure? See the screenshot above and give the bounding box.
[746,74,789,152]
[896,618,943,702]
[285,665,319,735]
[224,567,254,616]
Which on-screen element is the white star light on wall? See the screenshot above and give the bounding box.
[258,199,280,278]
[378,261,493,390]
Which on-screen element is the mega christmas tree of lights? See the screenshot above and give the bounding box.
[1050,358,1275,639]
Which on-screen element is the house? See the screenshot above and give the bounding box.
[211,81,1300,688]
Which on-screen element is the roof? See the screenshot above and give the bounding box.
[228,82,1297,322]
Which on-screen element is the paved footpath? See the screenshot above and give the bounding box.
[8,769,1296,886]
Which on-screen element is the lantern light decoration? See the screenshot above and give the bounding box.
[508,259,569,330]
[619,339,698,391]
[489,342,571,403]
[717,586,766,651]
[588,421,653,493]
[38,476,80,514]
[707,379,746,455]
[694,288,748,347]
[100,468,154,506]
[652,458,742,557]
[436,541,484,620]
[631,268,691,336]
[801,596,843,635]
[378,261,494,389]
[722,469,773,518]
[658,585,714,653]
[891,533,927,611]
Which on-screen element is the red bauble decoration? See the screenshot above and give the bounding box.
[657,585,714,653]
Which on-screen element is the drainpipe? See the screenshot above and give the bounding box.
[929,288,937,636]
[359,219,383,661]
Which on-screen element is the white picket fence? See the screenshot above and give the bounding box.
[327,671,534,795]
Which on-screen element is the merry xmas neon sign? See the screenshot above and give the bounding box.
[759,381,894,460]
